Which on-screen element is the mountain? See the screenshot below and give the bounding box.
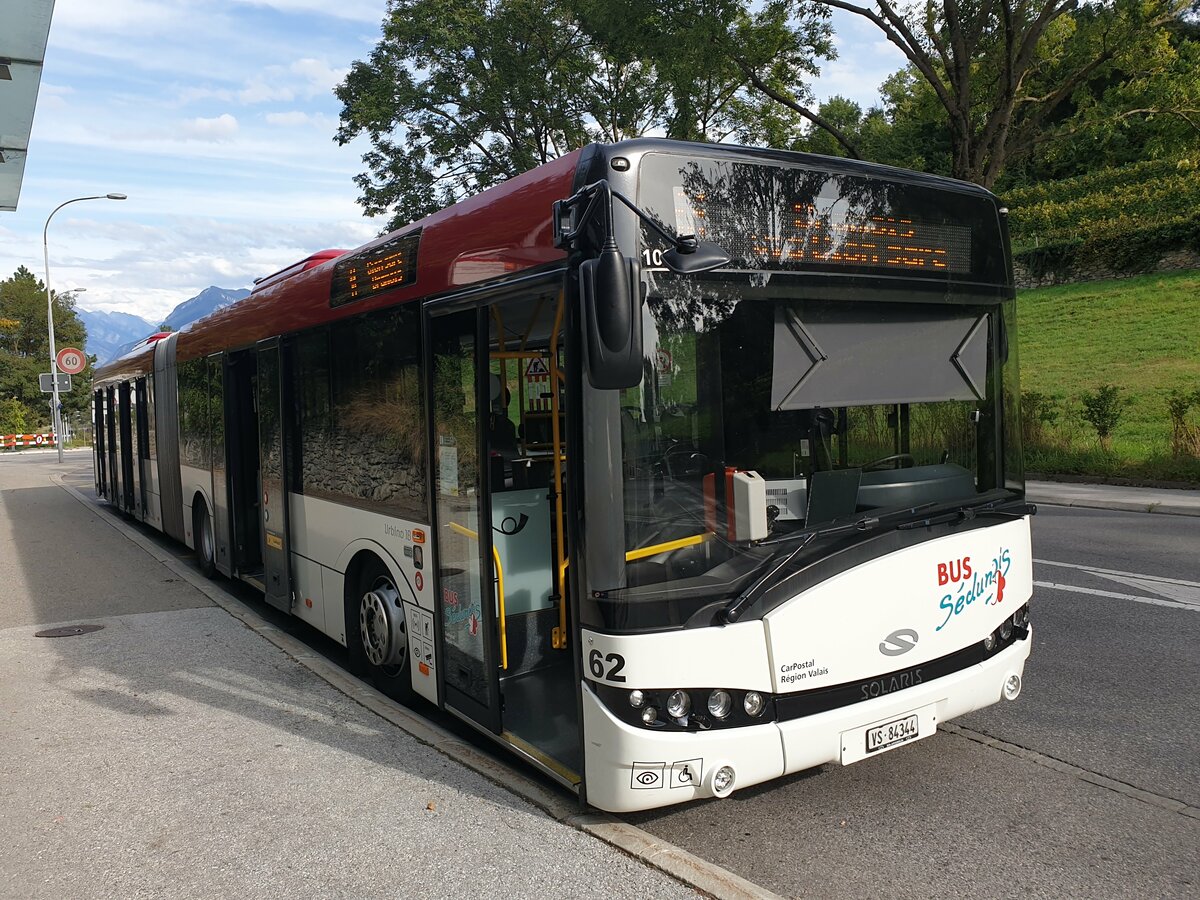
[77,308,157,365]
[78,285,252,364]
[162,286,250,332]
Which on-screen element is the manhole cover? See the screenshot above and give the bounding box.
[34,624,106,638]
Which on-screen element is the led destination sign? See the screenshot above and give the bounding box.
[330,230,420,307]
[638,154,1004,282]
[673,192,972,274]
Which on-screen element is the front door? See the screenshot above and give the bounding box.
[431,308,502,732]
[430,289,580,781]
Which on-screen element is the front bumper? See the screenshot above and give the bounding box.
[582,631,1032,813]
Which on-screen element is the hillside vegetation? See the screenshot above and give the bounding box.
[1017,269,1200,483]
[1004,157,1200,279]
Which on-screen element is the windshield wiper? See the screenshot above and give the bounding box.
[722,501,939,623]
[896,498,1036,531]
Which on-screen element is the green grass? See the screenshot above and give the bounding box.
[1017,269,1200,483]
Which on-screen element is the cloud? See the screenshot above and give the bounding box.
[239,58,350,105]
[265,111,315,127]
[180,114,240,142]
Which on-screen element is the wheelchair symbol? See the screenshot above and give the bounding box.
[670,758,703,788]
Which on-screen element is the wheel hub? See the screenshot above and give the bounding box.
[359,577,406,668]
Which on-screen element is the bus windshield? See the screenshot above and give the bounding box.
[586,272,1022,631]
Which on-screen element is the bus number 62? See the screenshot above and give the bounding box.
[589,649,626,682]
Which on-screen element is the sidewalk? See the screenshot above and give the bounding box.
[0,454,755,899]
[1027,479,1200,517]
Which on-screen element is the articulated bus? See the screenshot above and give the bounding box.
[92,138,1034,812]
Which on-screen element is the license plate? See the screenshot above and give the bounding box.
[866,714,919,753]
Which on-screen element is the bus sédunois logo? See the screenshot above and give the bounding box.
[879,629,919,656]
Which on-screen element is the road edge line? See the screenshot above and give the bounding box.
[941,722,1199,818]
[52,473,782,900]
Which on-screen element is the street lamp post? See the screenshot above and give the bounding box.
[43,193,127,462]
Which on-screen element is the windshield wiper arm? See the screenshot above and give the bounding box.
[896,498,1036,531]
[722,502,939,623]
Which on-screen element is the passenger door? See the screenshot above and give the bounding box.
[430,307,503,732]
[257,340,292,611]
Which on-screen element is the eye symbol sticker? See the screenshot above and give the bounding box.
[631,763,665,789]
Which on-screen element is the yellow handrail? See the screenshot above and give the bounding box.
[624,532,713,562]
[549,292,569,650]
[447,521,508,670]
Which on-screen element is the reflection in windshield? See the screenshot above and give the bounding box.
[596,277,1019,629]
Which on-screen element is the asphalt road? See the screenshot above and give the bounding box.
[25,451,1200,898]
[627,504,1200,898]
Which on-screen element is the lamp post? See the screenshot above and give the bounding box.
[43,193,126,462]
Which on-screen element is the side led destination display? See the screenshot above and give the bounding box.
[638,154,1004,282]
[330,230,420,307]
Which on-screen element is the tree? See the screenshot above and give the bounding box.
[571,1,844,151]
[336,0,649,230]
[811,0,1193,187]
[0,266,91,430]
[335,0,840,228]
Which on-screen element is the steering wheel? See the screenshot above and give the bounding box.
[862,453,916,472]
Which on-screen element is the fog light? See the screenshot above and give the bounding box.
[628,690,646,708]
[707,690,732,719]
[666,690,691,719]
[999,618,1013,641]
[711,764,736,797]
[1003,674,1022,700]
[983,632,997,652]
[641,706,659,725]
[744,691,766,717]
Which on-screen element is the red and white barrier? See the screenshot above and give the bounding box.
[0,433,58,450]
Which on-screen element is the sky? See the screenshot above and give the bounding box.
[0,1,903,324]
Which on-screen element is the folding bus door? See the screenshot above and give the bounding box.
[430,289,580,783]
[118,382,137,514]
[256,340,293,611]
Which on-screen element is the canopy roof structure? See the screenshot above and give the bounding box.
[0,0,56,212]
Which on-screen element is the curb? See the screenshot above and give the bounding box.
[53,473,782,900]
[1027,492,1200,518]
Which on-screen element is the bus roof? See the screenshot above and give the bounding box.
[95,138,1005,383]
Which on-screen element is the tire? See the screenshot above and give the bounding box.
[194,501,217,578]
[346,557,414,704]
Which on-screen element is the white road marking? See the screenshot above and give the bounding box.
[1034,581,1198,612]
[1034,558,1200,611]
[1034,558,1200,589]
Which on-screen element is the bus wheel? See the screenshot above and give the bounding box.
[347,559,414,704]
[194,501,217,578]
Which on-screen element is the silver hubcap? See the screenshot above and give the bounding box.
[199,514,214,563]
[359,576,405,668]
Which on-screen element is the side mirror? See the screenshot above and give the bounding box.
[581,247,643,390]
[663,240,731,274]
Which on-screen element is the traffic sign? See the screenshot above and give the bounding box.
[39,372,71,393]
[56,347,86,375]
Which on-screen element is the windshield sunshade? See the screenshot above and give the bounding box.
[770,305,988,410]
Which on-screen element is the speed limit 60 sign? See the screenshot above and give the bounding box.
[56,347,86,375]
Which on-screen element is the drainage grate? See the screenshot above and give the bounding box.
[34,624,106,638]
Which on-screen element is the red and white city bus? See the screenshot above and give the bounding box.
[92,138,1034,812]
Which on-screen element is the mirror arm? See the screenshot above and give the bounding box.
[555,179,698,256]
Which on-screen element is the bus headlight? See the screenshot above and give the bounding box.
[999,618,1013,641]
[707,690,732,719]
[743,691,766,717]
[628,690,646,708]
[641,706,659,725]
[983,632,997,652]
[666,690,691,719]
